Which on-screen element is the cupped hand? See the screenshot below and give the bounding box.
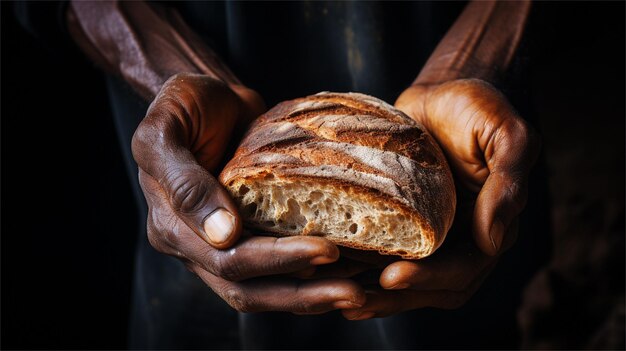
[132,73,366,314]
[342,79,540,319]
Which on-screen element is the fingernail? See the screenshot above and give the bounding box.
[333,300,363,309]
[489,219,505,253]
[203,208,235,244]
[348,311,376,321]
[387,283,410,290]
[310,255,335,265]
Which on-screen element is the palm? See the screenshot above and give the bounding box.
[339,79,540,319]
[396,79,539,254]
[147,74,264,173]
[399,80,511,192]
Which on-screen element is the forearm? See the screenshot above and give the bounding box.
[67,1,240,100]
[415,0,531,86]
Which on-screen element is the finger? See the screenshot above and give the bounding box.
[200,236,339,281]
[139,166,241,249]
[342,289,468,320]
[133,74,243,249]
[344,262,496,320]
[143,171,340,281]
[341,290,464,320]
[379,239,493,291]
[394,84,430,122]
[473,116,540,256]
[191,264,366,314]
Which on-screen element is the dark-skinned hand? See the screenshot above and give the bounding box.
[341,79,540,320]
[132,73,366,314]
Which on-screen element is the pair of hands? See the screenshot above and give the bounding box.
[133,73,539,319]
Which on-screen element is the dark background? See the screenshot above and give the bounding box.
[2,1,137,348]
[2,1,624,349]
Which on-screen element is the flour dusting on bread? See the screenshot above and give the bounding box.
[219,92,455,259]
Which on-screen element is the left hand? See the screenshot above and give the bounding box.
[342,79,541,320]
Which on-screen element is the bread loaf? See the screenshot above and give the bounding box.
[218,92,456,259]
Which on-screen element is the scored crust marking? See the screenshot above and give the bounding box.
[240,115,438,165]
[245,91,444,167]
[221,152,408,205]
[218,92,456,258]
[234,121,314,157]
[258,92,417,126]
[310,92,416,125]
[300,114,414,135]
[221,139,454,235]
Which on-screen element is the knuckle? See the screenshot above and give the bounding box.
[213,253,243,281]
[267,240,286,270]
[222,287,253,313]
[505,180,528,210]
[162,227,183,248]
[515,118,530,136]
[170,72,192,81]
[131,123,148,146]
[163,73,196,91]
[289,296,318,314]
[509,179,524,198]
[131,124,153,163]
[166,169,211,215]
[150,207,185,248]
[503,118,535,151]
[295,302,316,315]
[506,119,525,139]
[508,118,533,145]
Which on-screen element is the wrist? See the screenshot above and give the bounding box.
[415,0,531,86]
[68,1,241,101]
[67,1,176,98]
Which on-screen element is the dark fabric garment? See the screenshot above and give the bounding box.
[15,1,551,349]
[172,1,465,106]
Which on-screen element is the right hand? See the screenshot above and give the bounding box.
[132,73,366,314]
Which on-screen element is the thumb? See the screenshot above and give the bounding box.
[473,172,527,256]
[161,164,242,250]
[133,74,243,249]
[472,118,540,256]
[139,167,242,250]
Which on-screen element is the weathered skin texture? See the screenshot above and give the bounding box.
[67,0,541,320]
[342,0,541,319]
[68,1,368,314]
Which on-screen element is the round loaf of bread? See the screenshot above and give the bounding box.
[219,92,456,259]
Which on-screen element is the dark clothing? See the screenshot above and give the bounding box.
[16,1,550,349]
[171,1,465,106]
